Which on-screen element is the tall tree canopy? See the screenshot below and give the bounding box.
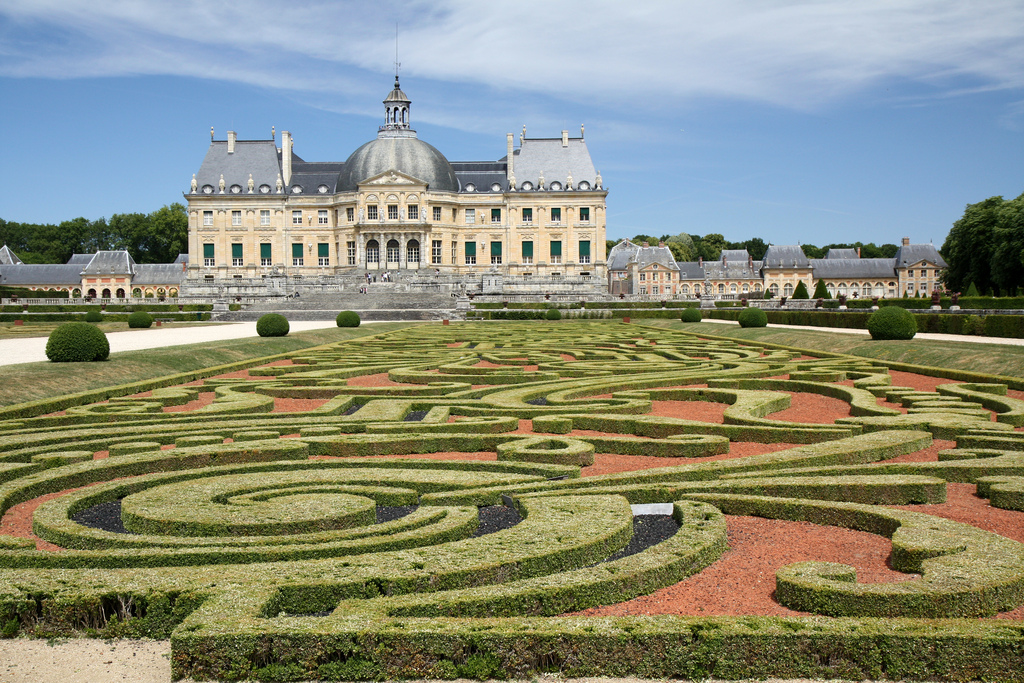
[0,204,187,265]
[941,193,1024,295]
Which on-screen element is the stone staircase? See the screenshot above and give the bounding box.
[212,290,461,322]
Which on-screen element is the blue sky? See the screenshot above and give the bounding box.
[1,0,1023,248]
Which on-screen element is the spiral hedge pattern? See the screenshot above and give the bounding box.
[1,321,1023,681]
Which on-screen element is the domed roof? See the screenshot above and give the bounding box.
[338,135,459,192]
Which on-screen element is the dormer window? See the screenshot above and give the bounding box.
[491,183,502,192]
[259,184,271,194]
[230,184,242,194]
[317,184,330,194]
[291,185,303,193]
[521,181,534,191]
[578,181,591,190]
[202,185,214,194]
[549,181,562,191]
[464,183,476,193]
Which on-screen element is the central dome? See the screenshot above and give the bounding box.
[337,135,459,192]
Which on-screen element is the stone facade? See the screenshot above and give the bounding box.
[186,79,607,291]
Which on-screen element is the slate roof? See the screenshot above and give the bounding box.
[762,245,811,268]
[0,245,23,265]
[452,161,509,193]
[894,243,947,268]
[606,240,682,273]
[133,263,185,286]
[81,251,136,276]
[66,254,94,265]
[809,258,897,279]
[675,261,707,280]
[606,240,638,271]
[825,248,860,259]
[173,253,189,264]
[0,264,81,286]
[513,137,599,191]
[289,161,345,195]
[703,259,763,280]
[193,139,283,196]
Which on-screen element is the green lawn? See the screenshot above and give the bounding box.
[0,322,418,407]
[641,319,1024,380]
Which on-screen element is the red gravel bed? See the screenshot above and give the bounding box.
[163,391,216,412]
[273,398,330,413]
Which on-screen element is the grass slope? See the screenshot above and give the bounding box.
[644,320,1024,380]
[0,322,417,407]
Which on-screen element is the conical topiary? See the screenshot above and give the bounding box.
[792,281,810,299]
[812,280,831,299]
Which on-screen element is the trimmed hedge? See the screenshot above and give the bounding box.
[256,313,290,337]
[127,311,153,329]
[867,305,917,340]
[44,322,110,362]
[681,307,702,322]
[737,306,767,328]
[336,310,360,327]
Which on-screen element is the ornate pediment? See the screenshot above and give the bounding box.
[359,170,427,188]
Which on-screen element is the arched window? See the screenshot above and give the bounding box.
[742,284,749,293]
[406,239,420,264]
[768,283,778,295]
[101,288,111,299]
[730,284,737,294]
[837,283,847,296]
[754,283,762,292]
[366,240,380,264]
[783,283,794,297]
[874,282,884,297]
[717,283,725,294]
[132,288,142,298]
[681,284,689,296]
[116,288,125,299]
[386,239,400,263]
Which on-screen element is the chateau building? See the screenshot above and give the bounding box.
[185,78,607,286]
[607,238,946,299]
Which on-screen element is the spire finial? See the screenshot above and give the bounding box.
[394,22,401,85]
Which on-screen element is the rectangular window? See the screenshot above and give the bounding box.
[550,207,561,223]
[579,207,590,222]
[432,240,442,264]
[367,205,378,221]
[292,242,304,266]
[231,243,243,267]
[652,286,660,295]
[490,241,502,265]
[640,286,647,295]
[388,204,399,220]
[317,242,330,266]
[908,270,914,277]
[433,206,442,221]
[465,209,476,224]
[451,241,457,263]
[260,242,272,266]
[578,240,591,264]
[347,241,356,265]
[522,207,532,223]
[491,208,501,223]
[408,205,418,220]
[318,209,328,225]
[465,241,476,265]
[521,240,534,264]
[346,207,354,222]
[203,210,213,227]
[203,243,215,267]
[260,209,270,226]
[292,210,302,225]
[550,240,562,264]
[230,210,241,226]
[640,273,646,281]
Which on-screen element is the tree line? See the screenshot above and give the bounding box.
[0,204,188,265]
[940,192,1024,296]
[606,233,898,263]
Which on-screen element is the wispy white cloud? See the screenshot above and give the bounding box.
[1,0,1023,125]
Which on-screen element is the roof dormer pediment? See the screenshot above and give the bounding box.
[358,169,428,189]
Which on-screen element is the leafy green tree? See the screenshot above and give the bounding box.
[941,192,1024,294]
[800,244,824,259]
[697,233,726,261]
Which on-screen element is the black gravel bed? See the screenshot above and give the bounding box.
[526,397,549,405]
[72,500,133,534]
[376,505,417,523]
[473,505,522,536]
[601,514,679,563]
[403,410,428,422]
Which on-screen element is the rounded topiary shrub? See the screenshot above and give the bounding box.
[84,308,103,323]
[256,313,290,337]
[45,322,110,362]
[545,307,562,320]
[127,311,153,329]
[867,305,917,340]
[737,306,768,328]
[336,311,361,327]
[681,307,702,322]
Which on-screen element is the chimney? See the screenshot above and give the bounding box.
[658,241,665,247]
[748,255,753,269]
[902,236,910,246]
[857,247,861,257]
[562,130,569,147]
[282,131,293,185]
[227,130,236,154]
[506,132,514,180]
[642,241,649,247]
[698,256,703,266]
